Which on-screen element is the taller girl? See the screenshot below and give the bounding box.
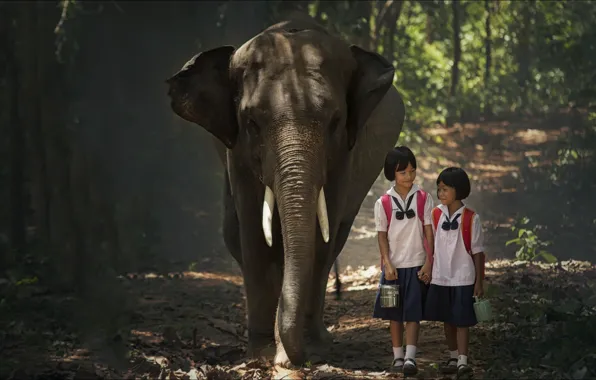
[372,146,434,375]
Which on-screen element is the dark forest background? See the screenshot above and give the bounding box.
[1,1,595,378]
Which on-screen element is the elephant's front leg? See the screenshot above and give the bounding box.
[237,206,283,358]
[243,253,282,358]
[306,220,354,343]
[241,242,283,357]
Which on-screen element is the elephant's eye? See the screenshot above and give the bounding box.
[246,118,260,137]
[329,114,341,135]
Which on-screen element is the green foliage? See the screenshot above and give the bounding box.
[506,217,557,263]
[359,0,596,127]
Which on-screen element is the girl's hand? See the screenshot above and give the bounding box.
[384,263,398,281]
[474,281,484,297]
[418,263,432,284]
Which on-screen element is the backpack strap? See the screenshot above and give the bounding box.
[461,208,475,255]
[431,207,442,232]
[461,207,485,278]
[380,194,392,268]
[381,194,392,230]
[416,189,427,225]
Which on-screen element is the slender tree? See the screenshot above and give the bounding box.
[450,0,461,98]
[484,0,492,116]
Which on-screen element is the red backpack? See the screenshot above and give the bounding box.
[380,189,432,268]
[431,207,485,278]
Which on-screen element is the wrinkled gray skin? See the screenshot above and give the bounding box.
[166,17,405,367]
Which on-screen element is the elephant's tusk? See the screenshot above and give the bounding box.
[262,186,275,247]
[317,187,330,243]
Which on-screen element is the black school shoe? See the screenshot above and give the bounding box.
[390,357,404,372]
[456,363,473,379]
[403,358,418,376]
[440,358,458,374]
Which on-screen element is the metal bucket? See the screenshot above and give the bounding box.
[473,296,493,322]
[380,284,400,308]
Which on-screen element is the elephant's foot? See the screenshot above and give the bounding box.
[305,317,334,344]
[247,332,275,360]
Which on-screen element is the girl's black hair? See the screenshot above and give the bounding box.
[436,167,471,200]
[383,146,417,181]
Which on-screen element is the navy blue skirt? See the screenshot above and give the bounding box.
[424,284,477,327]
[372,266,428,322]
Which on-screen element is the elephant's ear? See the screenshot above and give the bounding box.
[346,45,395,150]
[166,46,238,149]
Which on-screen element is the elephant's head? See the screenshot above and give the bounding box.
[166,20,394,364]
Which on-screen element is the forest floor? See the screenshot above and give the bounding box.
[2,116,596,379]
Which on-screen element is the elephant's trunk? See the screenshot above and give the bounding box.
[270,126,326,364]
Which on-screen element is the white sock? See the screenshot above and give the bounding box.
[458,354,468,366]
[393,346,404,359]
[450,350,458,359]
[405,345,417,360]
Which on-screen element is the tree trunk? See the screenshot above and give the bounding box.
[382,0,403,62]
[8,43,27,258]
[371,0,389,49]
[484,0,492,116]
[2,5,27,259]
[351,0,372,49]
[363,0,373,50]
[426,12,433,44]
[15,1,86,289]
[17,2,52,253]
[517,0,534,109]
[450,0,461,98]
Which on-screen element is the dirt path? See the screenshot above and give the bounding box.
[3,117,594,379]
[8,259,593,380]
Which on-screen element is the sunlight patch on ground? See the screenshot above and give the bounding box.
[502,151,524,162]
[422,156,462,167]
[467,162,519,172]
[514,128,549,144]
[349,225,377,240]
[326,265,379,293]
[183,271,244,286]
[57,349,91,363]
[122,271,244,287]
[524,150,542,157]
[342,284,378,292]
[336,319,381,334]
[474,172,512,179]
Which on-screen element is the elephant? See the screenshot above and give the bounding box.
[166,16,406,367]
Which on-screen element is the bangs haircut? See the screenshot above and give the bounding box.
[383,146,417,181]
[436,167,471,200]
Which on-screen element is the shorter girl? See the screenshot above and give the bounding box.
[372,146,434,376]
[424,167,485,378]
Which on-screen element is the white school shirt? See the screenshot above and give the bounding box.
[431,204,485,287]
[374,184,434,269]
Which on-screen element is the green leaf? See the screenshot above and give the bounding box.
[538,251,558,264]
[506,238,521,246]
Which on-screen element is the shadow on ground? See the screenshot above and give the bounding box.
[2,259,596,379]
